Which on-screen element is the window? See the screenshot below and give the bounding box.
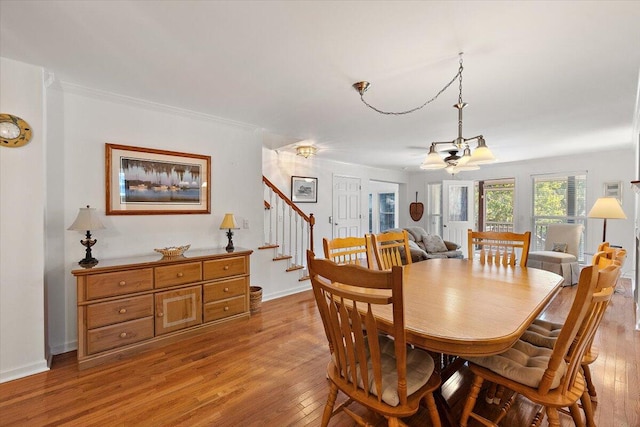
[368,181,399,233]
[532,173,587,259]
[481,179,515,232]
[378,193,396,232]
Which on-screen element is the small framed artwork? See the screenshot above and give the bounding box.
[603,181,622,203]
[106,143,211,215]
[291,176,318,203]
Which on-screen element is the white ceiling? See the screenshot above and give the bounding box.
[2,1,639,170]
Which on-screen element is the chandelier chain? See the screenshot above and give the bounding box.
[358,56,464,116]
[458,55,464,105]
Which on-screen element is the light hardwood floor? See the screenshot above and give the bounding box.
[1,279,638,426]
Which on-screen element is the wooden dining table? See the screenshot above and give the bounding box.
[373,258,565,358]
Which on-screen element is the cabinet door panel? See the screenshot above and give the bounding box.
[155,285,202,335]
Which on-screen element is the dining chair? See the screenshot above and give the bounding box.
[467,229,531,267]
[306,251,442,427]
[598,243,628,268]
[521,257,621,418]
[323,236,373,268]
[461,264,617,427]
[370,229,412,270]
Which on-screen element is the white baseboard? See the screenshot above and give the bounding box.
[49,340,77,356]
[263,283,311,302]
[0,359,49,384]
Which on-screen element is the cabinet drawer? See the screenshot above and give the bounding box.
[86,268,153,299]
[86,295,154,329]
[87,317,153,355]
[203,277,247,303]
[203,295,246,322]
[155,262,202,288]
[203,256,247,280]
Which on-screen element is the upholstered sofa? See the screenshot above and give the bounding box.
[388,226,463,262]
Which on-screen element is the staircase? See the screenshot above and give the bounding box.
[260,176,315,281]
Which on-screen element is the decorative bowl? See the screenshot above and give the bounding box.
[154,244,190,257]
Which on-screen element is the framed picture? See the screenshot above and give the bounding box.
[603,181,622,203]
[291,176,318,203]
[106,143,211,215]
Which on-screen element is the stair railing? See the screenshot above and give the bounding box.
[262,176,315,280]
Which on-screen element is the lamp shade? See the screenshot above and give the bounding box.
[587,197,626,219]
[467,138,496,165]
[219,213,239,229]
[420,146,447,170]
[67,205,105,231]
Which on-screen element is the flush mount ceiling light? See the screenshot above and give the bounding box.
[296,145,317,158]
[353,54,495,174]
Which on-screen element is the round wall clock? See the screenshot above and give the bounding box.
[0,114,32,148]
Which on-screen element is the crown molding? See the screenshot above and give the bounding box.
[58,81,258,131]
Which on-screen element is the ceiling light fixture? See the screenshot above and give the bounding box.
[296,145,317,158]
[419,54,495,173]
[352,53,495,174]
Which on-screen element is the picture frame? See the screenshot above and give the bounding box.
[291,176,318,203]
[603,181,622,203]
[106,143,211,215]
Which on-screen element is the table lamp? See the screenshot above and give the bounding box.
[67,205,106,267]
[220,213,239,252]
[587,197,626,242]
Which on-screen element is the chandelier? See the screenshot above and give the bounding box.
[353,54,495,173]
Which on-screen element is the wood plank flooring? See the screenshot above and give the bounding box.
[1,279,638,426]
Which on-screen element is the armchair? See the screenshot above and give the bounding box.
[527,223,584,285]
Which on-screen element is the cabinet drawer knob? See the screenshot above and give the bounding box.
[223,265,229,270]
[224,287,229,292]
[158,312,164,317]
[119,308,127,314]
[119,332,128,338]
[177,272,184,278]
[224,306,229,311]
[119,281,126,286]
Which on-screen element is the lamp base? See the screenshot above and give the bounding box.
[79,231,99,268]
[225,229,235,253]
[79,258,99,268]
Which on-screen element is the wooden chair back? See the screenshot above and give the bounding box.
[306,251,442,426]
[370,229,412,270]
[467,230,531,267]
[323,236,372,268]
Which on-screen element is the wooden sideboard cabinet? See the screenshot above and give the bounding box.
[73,248,252,368]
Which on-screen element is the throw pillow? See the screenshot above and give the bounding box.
[552,242,568,253]
[424,234,448,253]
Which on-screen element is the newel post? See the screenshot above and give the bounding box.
[309,213,315,252]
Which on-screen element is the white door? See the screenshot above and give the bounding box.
[332,176,361,238]
[442,180,474,258]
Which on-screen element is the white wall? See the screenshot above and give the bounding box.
[407,148,636,277]
[0,58,48,382]
[46,83,265,354]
